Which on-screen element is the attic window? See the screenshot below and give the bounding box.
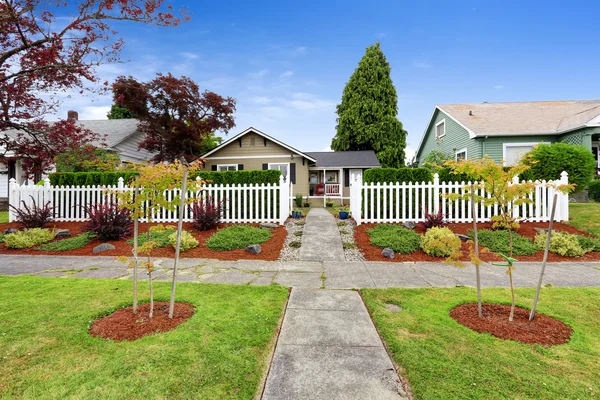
[436,120,446,139]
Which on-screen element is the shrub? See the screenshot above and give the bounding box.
[342,242,356,249]
[206,226,272,251]
[49,171,139,187]
[10,197,54,228]
[295,221,305,226]
[37,233,95,251]
[289,240,301,248]
[367,224,421,254]
[0,234,4,244]
[294,231,303,237]
[436,167,475,183]
[4,228,55,249]
[85,202,132,240]
[422,150,453,172]
[364,167,433,183]
[168,231,199,251]
[192,196,223,231]
[326,201,334,207]
[195,170,281,185]
[336,221,347,227]
[421,227,462,257]
[589,180,600,202]
[534,231,588,257]
[576,234,600,252]
[126,225,174,248]
[469,229,538,256]
[523,143,595,193]
[295,194,303,208]
[422,210,446,229]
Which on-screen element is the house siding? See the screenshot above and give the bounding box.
[559,127,596,148]
[482,135,557,163]
[416,109,481,164]
[209,132,293,158]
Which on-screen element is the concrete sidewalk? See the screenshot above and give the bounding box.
[1,255,600,288]
[299,208,345,262]
[262,289,408,399]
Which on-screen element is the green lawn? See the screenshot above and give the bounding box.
[0,211,7,223]
[568,203,600,237]
[0,276,288,399]
[362,287,600,400]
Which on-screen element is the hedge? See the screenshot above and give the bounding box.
[363,168,433,183]
[48,172,139,187]
[589,180,600,202]
[195,170,282,185]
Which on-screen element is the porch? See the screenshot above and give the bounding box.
[308,168,346,206]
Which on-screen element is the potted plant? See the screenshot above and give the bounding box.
[291,208,303,219]
[338,206,350,220]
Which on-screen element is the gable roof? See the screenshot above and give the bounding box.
[438,100,600,137]
[201,127,317,162]
[77,119,140,148]
[304,151,380,168]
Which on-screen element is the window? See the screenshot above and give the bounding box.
[436,120,446,139]
[325,171,338,182]
[503,143,538,166]
[455,148,467,161]
[217,164,238,171]
[268,163,289,182]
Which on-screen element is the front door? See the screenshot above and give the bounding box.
[350,169,363,184]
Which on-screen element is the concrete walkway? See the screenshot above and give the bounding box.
[262,288,408,399]
[299,208,345,261]
[1,255,600,288]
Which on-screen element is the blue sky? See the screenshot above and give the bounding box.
[57,0,600,161]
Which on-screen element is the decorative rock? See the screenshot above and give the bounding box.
[382,248,395,259]
[3,227,17,235]
[455,234,471,242]
[245,244,262,255]
[93,243,116,254]
[402,221,416,230]
[55,229,71,238]
[260,223,279,229]
[385,303,402,312]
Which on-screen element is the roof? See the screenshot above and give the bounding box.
[438,100,600,137]
[201,127,317,162]
[76,119,140,148]
[304,151,381,168]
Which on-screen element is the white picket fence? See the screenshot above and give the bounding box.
[8,175,291,224]
[349,172,569,225]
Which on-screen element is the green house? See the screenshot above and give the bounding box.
[415,100,600,166]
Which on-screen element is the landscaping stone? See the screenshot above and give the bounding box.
[260,222,279,229]
[402,221,416,229]
[93,243,116,254]
[382,248,395,259]
[245,244,261,254]
[3,227,17,235]
[455,233,471,242]
[55,229,71,238]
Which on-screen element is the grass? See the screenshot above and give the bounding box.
[206,225,271,251]
[576,234,600,252]
[37,233,95,251]
[0,211,7,223]
[367,224,421,254]
[568,203,600,237]
[362,287,600,400]
[0,276,288,399]
[468,229,539,256]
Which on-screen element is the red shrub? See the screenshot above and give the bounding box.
[192,196,224,231]
[422,209,447,229]
[85,202,132,240]
[10,196,54,228]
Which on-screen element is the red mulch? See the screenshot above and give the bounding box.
[355,221,600,262]
[0,222,286,261]
[89,302,195,341]
[450,303,572,346]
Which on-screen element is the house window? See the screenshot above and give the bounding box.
[503,143,538,166]
[217,164,238,172]
[268,163,289,182]
[325,172,338,183]
[436,120,446,139]
[455,148,467,161]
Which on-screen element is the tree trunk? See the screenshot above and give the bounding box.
[132,187,139,314]
[508,228,515,322]
[471,184,482,318]
[147,228,153,318]
[529,193,558,321]
[169,165,188,319]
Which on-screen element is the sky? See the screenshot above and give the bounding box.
[53,0,600,162]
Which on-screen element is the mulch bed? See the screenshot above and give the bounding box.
[0,222,287,261]
[450,303,572,346]
[355,221,600,262]
[89,302,195,341]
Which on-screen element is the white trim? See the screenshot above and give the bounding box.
[206,155,295,160]
[502,142,539,166]
[308,166,376,170]
[201,127,317,162]
[588,114,600,126]
[435,119,446,139]
[437,106,478,139]
[455,147,467,161]
[216,164,238,171]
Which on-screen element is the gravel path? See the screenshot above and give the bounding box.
[337,218,366,262]
[278,218,305,261]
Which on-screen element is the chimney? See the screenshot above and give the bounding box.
[67,110,78,121]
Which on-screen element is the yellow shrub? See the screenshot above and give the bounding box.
[168,231,199,252]
[421,227,462,257]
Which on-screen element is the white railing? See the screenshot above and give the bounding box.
[325,183,341,196]
[8,175,290,225]
[349,172,569,225]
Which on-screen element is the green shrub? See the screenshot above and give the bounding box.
[436,167,476,183]
[576,234,600,252]
[336,221,347,227]
[49,171,139,187]
[421,227,462,257]
[367,224,421,254]
[422,150,453,172]
[206,226,272,251]
[523,142,595,193]
[196,170,281,185]
[364,167,433,183]
[293,231,303,237]
[468,229,538,256]
[289,240,301,248]
[127,225,175,248]
[0,234,4,244]
[4,228,55,249]
[295,194,303,208]
[342,242,356,249]
[534,231,588,257]
[168,231,199,252]
[588,180,600,202]
[37,233,95,251]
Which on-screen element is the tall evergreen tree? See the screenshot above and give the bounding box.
[107,104,135,119]
[331,43,407,167]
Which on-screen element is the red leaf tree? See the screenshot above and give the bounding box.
[0,0,187,178]
[112,73,236,162]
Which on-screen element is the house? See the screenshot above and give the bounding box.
[415,100,600,166]
[0,111,153,208]
[201,127,380,205]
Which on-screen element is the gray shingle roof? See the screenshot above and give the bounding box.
[304,151,381,168]
[438,100,600,136]
[76,119,139,147]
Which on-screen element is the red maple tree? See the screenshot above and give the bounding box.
[0,0,188,178]
[112,73,236,162]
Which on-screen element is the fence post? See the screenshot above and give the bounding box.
[350,174,362,225]
[512,175,520,220]
[279,174,289,225]
[8,178,17,222]
[559,171,569,222]
[433,173,440,214]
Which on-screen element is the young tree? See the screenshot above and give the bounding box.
[0,0,187,178]
[107,104,135,120]
[331,42,407,168]
[112,74,236,162]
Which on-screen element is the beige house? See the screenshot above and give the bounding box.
[202,127,380,205]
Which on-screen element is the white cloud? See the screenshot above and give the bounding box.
[79,105,112,120]
[250,96,272,104]
[248,69,269,79]
[179,52,200,60]
[280,70,294,79]
[283,92,335,111]
[412,60,432,69]
[494,85,504,89]
[404,145,417,165]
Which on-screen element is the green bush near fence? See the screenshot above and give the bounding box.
[48,172,139,187]
[364,168,433,184]
[195,170,282,185]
